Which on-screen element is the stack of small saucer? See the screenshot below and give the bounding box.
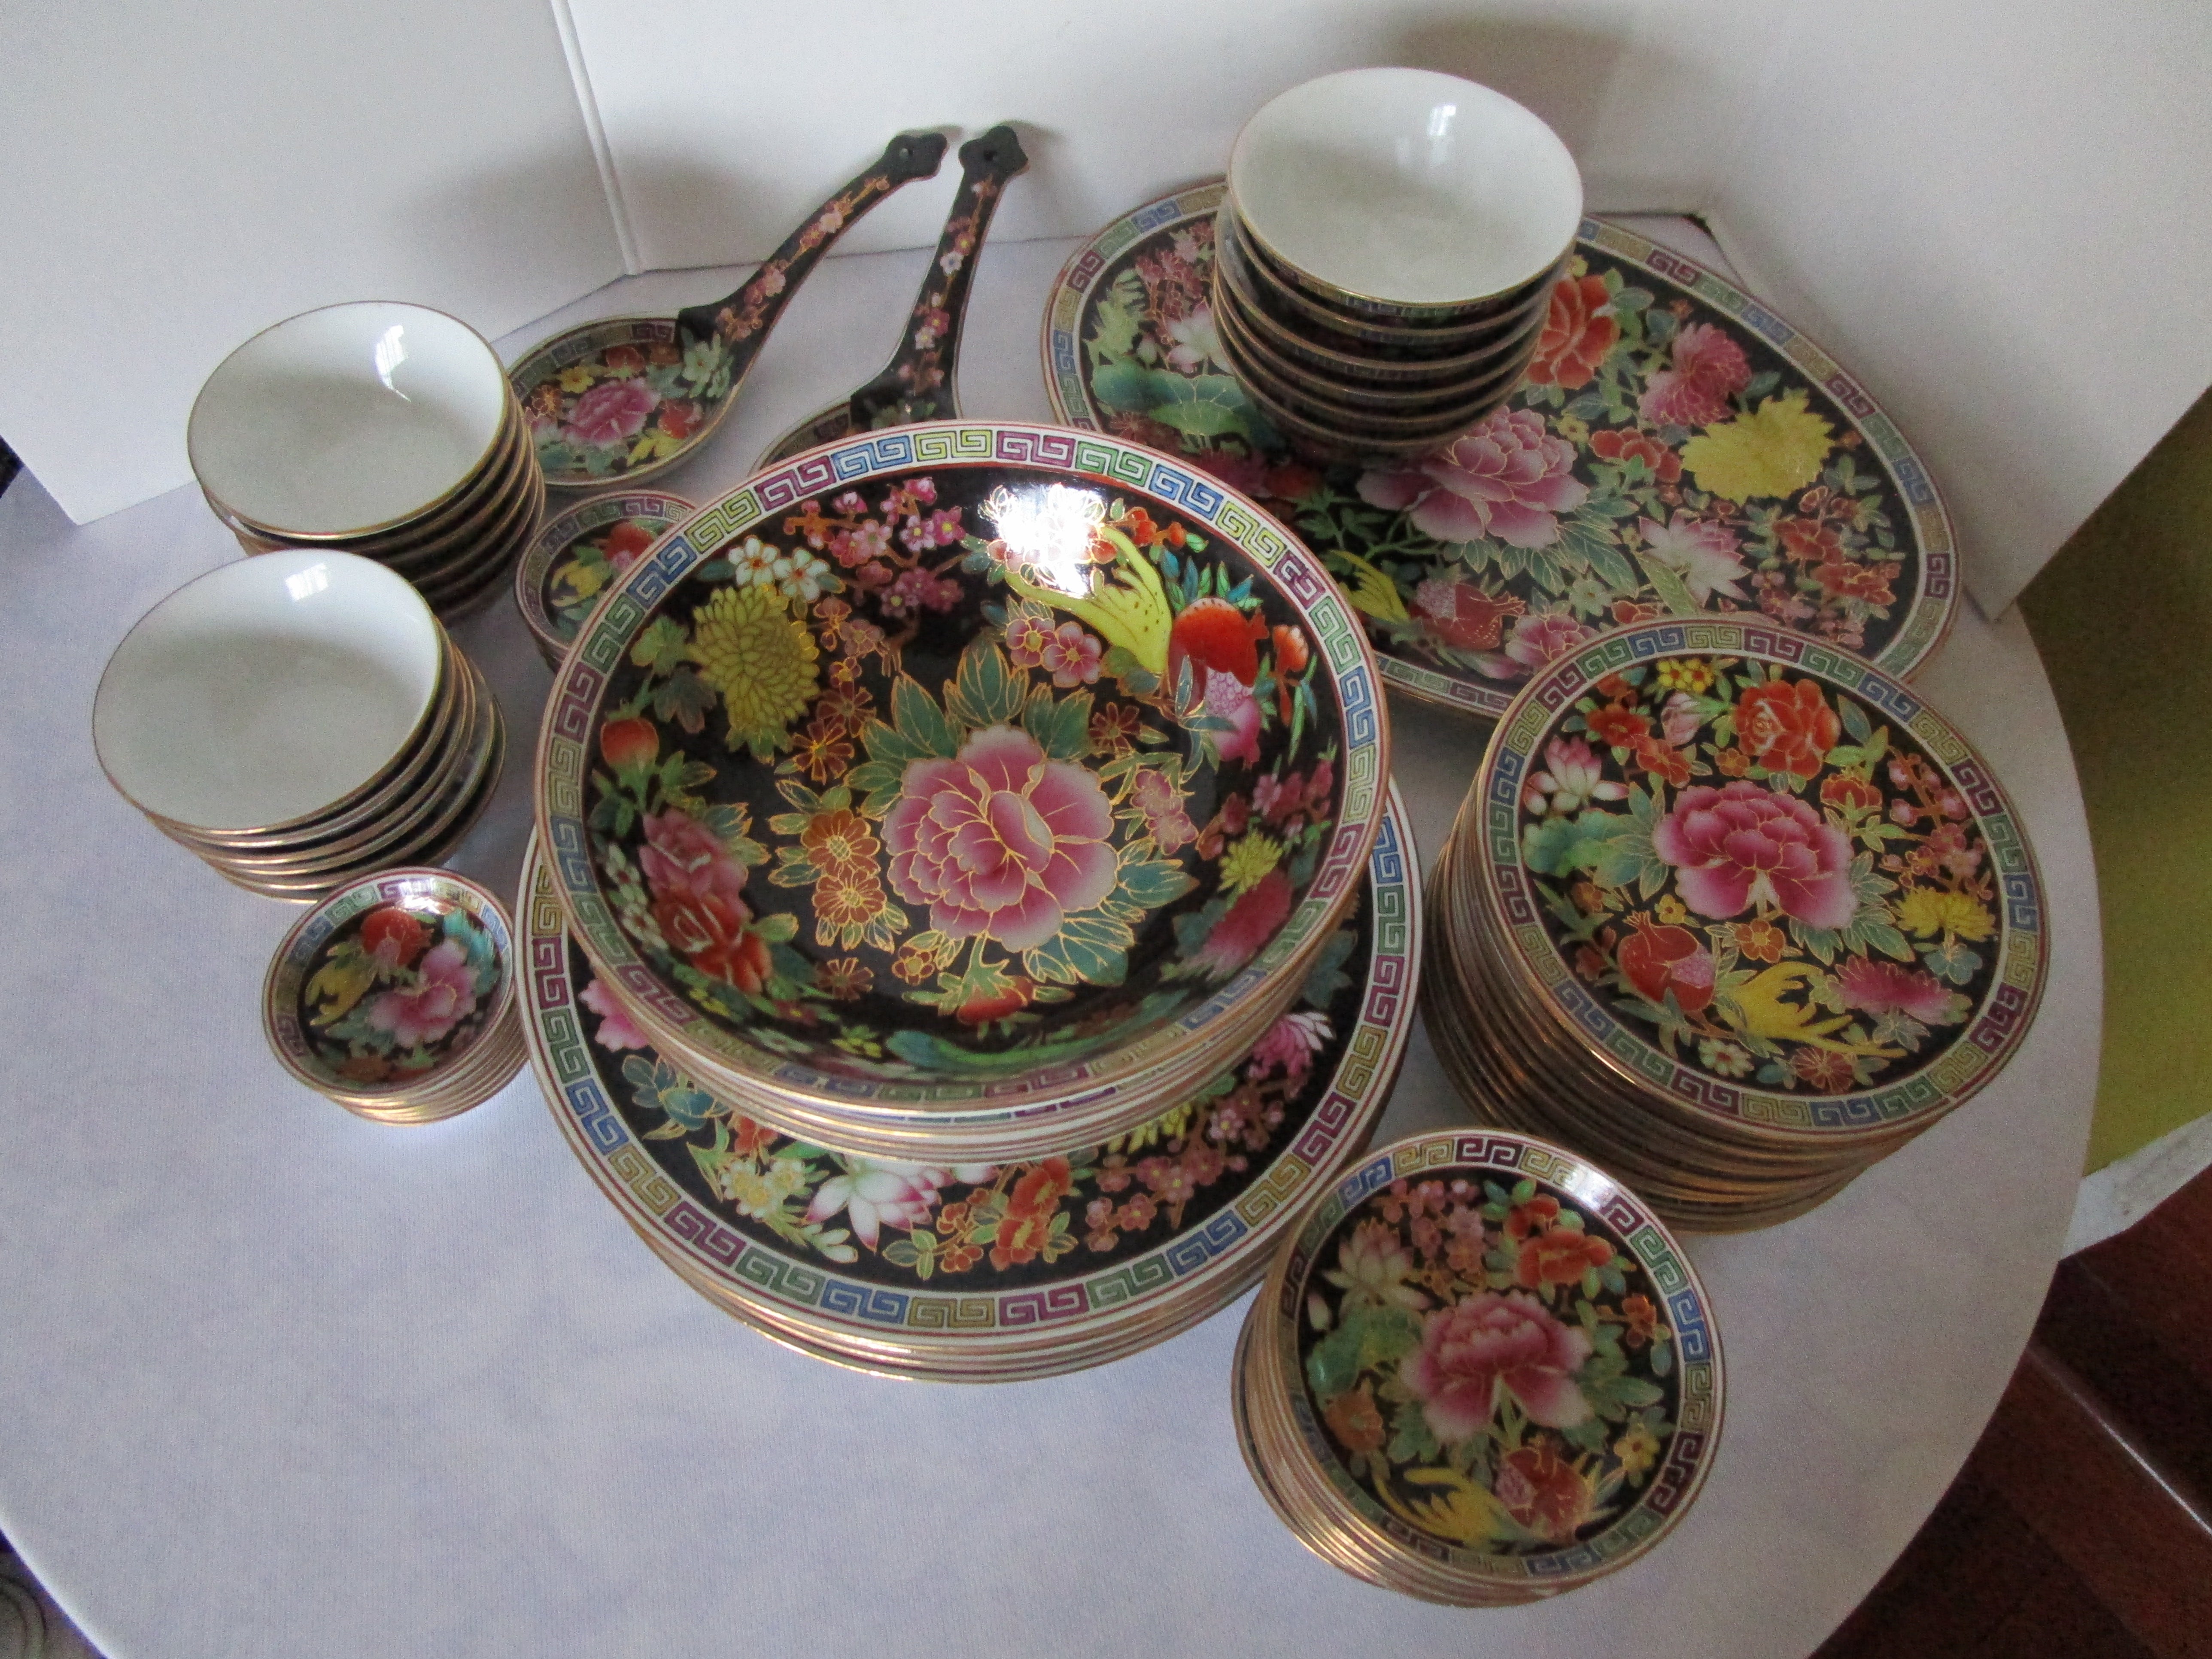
[190,301,545,619]
[520,787,1420,1380]
[513,490,693,668]
[1209,68,1582,463]
[1232,1127,1724,1604]
[1422,619,2051,1232]
[264,869,523,1123]
[94,549,504,902]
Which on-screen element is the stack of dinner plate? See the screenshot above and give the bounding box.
[264,868,524,1123]
[519,783,1417,1379]
[1422,618,2050,1231]
[1209,69,1581,463]
[94,550,504,901]
[189,301,544,619]
[1232,1127,1724,1603]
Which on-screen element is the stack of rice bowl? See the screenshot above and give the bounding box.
[1422,620,2049,1231]
[190,301,544,619]
[1210,69,1582,463]
[526,421,1401,1374]
[1232,1128,1723,1603]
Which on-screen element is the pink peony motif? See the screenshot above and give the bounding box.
[1131,767,1198,855]
[884,726,1117,951]
[1401,1291,1594,1441]
[579,978,649,1050]
[1837,957,1961,1024]
[1503,612,1596,674]
[1202,669,1261,764]
[1652,781,1857,929]
[639,807,749,909]
[805,1159,990,1249]
[366,940,478,1050]
[1522,736,1627,815]
[1356,408,1589,549]
[1247,1009,1331,1081]
[1191,869,1293,977]
[1638,322,1751,428]
[565,377,660,449]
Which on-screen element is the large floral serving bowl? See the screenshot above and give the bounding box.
[535,420,1389,1116]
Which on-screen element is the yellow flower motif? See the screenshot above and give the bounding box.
[688,585,819,760]
[1896,888,1996,942]
[1219,832,1283,897]
[1656,895,1689,924]
[557,365,598,394]
[1553,413,1590,444]
[1681,390,1833,501]
[1614,1422,1662,1478]
[1653,657,1715,694]
[719,1166,787,1218]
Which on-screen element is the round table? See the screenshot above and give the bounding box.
[0,220,2099,1658]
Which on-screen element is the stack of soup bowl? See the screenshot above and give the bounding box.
[1211,68,1582,462]
[188,301,544,619]
[526,421,1397,1373]
[93,550,504,901]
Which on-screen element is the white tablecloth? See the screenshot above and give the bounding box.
[0,219,2100,1658]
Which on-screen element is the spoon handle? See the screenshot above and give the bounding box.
[674,130,949,363]
[848,124,1029,431]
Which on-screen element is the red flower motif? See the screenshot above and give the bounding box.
[1589,427,1682,483]
[1168,596,1267,690]
[1791,1047,1857,1091]
[600,716,659,773]
[1632,735,1692,788]
[658,398,700,441]
[1837,957,1960,1024]
[1820,774,1882,812]
[1190,869,1293,977]
[1777,517,1846,564]
[1652,781,1856,929]
[1527,274,1619,390]
[653,888,769,992]
[565,378,659,449]
[359,906,428,969]
[957,976,1036,1027]
[1495,1443,1596,1544]
[1585,703,1650,750]
[601,519,657,572]
[1735,679,1841,781]
[1504,1195,1560,1239]
[1517,1228,1615,1289]
[1813,560,1899,606]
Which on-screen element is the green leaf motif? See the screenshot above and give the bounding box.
[947,640,1027,730]
[1115,848,1198,911]
[1305,1303,1421,1404]
[890,676,959,759]
[1021,686,1092,762]
[1024,909,1136,988]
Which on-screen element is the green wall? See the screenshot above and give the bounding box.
[2019,388,2212,1173]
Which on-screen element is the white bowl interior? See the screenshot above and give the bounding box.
[1231,68,1583,306]
[94,551,441,831]
[188,302,506,535]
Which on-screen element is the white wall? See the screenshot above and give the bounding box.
[1704,0,2212,614]
[562,0,1788,264]
[0,0,623,523]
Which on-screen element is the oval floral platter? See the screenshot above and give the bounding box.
[1269,1129,1721,1589]
[264,869,515,1096]
[1042,182,1957,722]
[516,491,696,666]
[516,783,1417,1361]
[533,421,1388,1112]
[1481,619,2046,1136]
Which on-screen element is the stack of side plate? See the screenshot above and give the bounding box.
[1422,619,2049,1231]
[519,785,1419,1379]
[190,301,546,620]
[531,422,1393,1168]
[94,550,505,902]
[263,869,524,1124]
[1232,1127,1723,1604]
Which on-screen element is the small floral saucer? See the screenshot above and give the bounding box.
[514,491,696,666]
[263,868,521,1118]
[1251,1127,1722,1599]
[535,421,1389,1118]
[1043,182,1957,721]
[517,781,1418,1376]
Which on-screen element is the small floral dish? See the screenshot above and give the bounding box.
[517,784,1417,1375]
[515,491,695,666]
[1486,619,2045,1131]
[1261,1127,1721,1598]
[511,133,949,488]
[1044,184,1958,721]
[1227,69,1583,322]
[535,420,1389,1115]
[264,868,520,1114]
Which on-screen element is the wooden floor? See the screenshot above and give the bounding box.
[1818,1168,2212,1658]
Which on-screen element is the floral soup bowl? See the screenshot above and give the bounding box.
[535,422,1389,1110]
